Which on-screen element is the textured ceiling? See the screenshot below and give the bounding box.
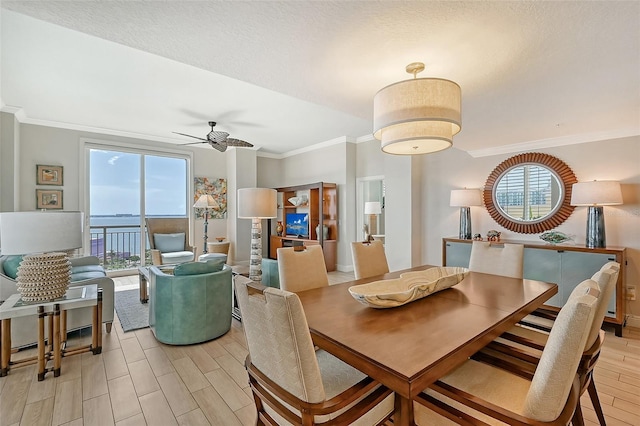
[1,1,639,156]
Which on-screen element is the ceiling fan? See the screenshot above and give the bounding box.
[173,121,254,152]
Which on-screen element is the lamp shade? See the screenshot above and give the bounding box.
[571,181,623,206]
[237,188,277,219]
[0,211,84,255]
[364,201,382,215]
[193,194,219,209]
[374,77,461,155]
[450,189,483,207]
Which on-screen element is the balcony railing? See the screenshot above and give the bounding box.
[89,225,150,270]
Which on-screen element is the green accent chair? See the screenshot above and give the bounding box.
[148,262,232,345]
[261,258,280,289]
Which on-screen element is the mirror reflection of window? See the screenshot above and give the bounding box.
[494,165,561,222]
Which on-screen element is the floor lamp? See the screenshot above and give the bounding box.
[237,188,277,282]
[450,189,483,240]
[194,194,219,254]
[0,211,84,302]
[571,180,622,248]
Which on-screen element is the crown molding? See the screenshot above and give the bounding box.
[258,135,357,159]
[467,128,640,158]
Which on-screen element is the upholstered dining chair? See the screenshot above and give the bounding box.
[145,217,196,265]
[474,262,620,426]
[277,245,329,292]
[468,241,524,279]
[350,240,390,280]
[413,283,600,426]
[234,276,395,425]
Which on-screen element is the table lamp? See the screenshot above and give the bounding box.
[364,201,382,236]
[570,180,622,248]
[193,194,219,254]
[450,189,483,240]
[0,211,84,301]
[237,188,277,281]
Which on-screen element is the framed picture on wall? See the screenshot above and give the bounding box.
[36,164,64,186]
[36,189,63,209]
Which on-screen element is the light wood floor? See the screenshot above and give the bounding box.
[1,270,639,426]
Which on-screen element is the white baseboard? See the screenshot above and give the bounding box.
[626,315,640,329]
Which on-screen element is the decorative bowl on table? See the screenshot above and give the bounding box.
[348,266,469,308]
[539,231,572,245]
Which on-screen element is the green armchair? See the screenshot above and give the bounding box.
[148,261,232,345]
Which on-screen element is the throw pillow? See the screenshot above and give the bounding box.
[2,255,24,279]
[154,233,185,253]
[173,258,225,276]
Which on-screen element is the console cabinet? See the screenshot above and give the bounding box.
[442,237,627,336]
[269,182,338,271]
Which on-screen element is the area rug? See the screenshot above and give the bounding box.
[114,289,149,332]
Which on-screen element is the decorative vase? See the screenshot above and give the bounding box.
[276,221,284,236]
[316,224,329,240]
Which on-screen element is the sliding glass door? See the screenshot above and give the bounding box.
[87,146,189,270]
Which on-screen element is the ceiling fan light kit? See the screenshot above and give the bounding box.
[374,62,461,155]
[173,121,254,152]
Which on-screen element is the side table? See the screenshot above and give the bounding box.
[0,284,102,380]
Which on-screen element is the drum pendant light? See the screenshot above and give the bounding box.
[374,62,461,155]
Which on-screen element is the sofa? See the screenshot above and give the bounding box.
[0,255,115,348]
[148,259,232,345]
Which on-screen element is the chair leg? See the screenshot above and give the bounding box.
[588,380,607,426]
[572,402,585,426]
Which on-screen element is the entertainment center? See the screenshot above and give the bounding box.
[269,182,338,271]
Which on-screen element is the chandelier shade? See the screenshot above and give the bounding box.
[374,75,461,155]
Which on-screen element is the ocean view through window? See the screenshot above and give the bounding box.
[89,148,189,270]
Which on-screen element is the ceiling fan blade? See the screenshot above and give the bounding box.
[179,141,208,146]
[209,141,227,152]
[207,130,230,143]
[223,138,254,148]
[172,132,207,141]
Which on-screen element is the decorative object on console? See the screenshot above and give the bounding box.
[315,224,329,240]
[36,164,63,186]
[237,188,277,282]
[449,189,482,240]
[193,194,219,254]
[364,201,382,236]
[571,180,622,248]
[486,230,501,242]
[539,231,573,245]
[349,266,469,308]
[275,221,284,236]
[0,211,83,302]
[215,236,226,242]
[373,61,461,155]
[472,234,483,241]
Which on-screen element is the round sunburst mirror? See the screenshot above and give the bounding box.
[483,153,577,234]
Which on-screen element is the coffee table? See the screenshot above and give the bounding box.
[0,284,103,380]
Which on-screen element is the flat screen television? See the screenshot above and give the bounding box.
[286,213,309,238]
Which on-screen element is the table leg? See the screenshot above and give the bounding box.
[38,306,46,381]
[53,304,61,377]
[394,395,416,426]
[92,289,103,355]
[61,309,68,349]
[1,318,11,376]
[139,271,148,303]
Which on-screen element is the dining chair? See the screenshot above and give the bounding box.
[277,245,329,292]
[468,241,524,279]
[350,240,390,280]
[414,283,600,426]
[234,276,395,425]
[474,262,619,426]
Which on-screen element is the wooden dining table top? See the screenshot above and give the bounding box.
[296,265,558,404]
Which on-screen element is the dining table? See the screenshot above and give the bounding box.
[296,265,558,426]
